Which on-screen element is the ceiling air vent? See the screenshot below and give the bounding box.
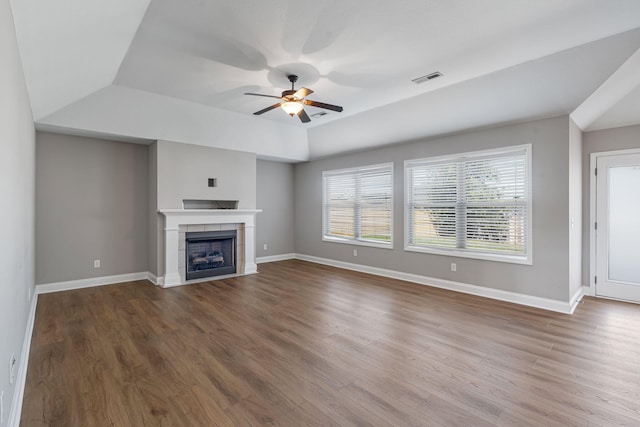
[412,71,443,84]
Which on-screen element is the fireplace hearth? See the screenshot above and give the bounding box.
[185,230,236,280]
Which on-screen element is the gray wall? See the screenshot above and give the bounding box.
[295,116,573,302]
[1,0,36,422]
[35,132,149,284]
[256,160,295,258]
[156,140,256,209]
[582,124,640,288]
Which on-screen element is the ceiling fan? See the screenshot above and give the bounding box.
[244,75,343,123]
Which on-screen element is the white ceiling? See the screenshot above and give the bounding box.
[9,0,640,161]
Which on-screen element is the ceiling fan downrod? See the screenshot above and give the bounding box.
[288,74,298,90]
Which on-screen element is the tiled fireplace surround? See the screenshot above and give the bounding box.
[159,209,260,287]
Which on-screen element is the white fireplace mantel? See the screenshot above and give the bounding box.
[159,209,261,287]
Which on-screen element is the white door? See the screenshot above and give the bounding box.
[596,153,640,302]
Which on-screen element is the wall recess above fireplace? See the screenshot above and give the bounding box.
[182,199,239,209]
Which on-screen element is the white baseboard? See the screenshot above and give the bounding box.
[569,286,585,314]
[295,254,576,314]
[582,285,595,297]
[256,253,296,264]
[36,272,150,294]
[8,292,38,427]
[147,271,160,286]
[244,262,259,275]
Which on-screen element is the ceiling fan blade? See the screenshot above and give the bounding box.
[303,99,343,112]
[244,92,283,100]
[293,87,313,99]
[254,103,282,115]
[298,109,311,123]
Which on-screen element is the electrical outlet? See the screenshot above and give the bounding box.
[263,244,268,251]
[9,354,16,385]
[353,249,358,257]
[93,259,100,268]
[451,263,457,272]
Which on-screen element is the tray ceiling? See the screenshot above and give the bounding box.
[10,0,640,161]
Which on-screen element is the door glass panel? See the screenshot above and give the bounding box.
[608,165,640,284]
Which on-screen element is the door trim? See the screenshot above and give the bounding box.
[589,148,640,294]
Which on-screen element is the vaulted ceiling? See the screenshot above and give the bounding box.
[9,0,640,161]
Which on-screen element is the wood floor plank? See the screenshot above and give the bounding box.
[21,260,640,426]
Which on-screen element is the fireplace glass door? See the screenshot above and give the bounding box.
[185,230,236,280]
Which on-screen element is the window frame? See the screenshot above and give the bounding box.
[322,162,394,249]
[404,145,532,265]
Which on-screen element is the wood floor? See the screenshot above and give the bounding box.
[21,260,640,426]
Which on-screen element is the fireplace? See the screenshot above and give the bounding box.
[159,208,260,287]
[185,230,236,280]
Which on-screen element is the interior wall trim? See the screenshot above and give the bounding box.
[589,147,640,294]
[569,286,585,314]
[256,253,296,264]
[36,272,149,295]
[147,271,161,286]
[295,253,582,314]
[8,293,38,427]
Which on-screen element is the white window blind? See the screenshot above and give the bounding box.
[323,163,393,247]
[406,146,531,263]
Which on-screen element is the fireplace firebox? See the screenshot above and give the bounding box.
[185,230,236,280]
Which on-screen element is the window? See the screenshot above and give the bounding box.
[405,145,531,264]
[323,163,393,248]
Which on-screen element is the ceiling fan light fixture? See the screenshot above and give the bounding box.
[281,101,303,116]
[245,74,342,122]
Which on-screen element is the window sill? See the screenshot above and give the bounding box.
[404,244,532,265]
[323,236,393,250]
